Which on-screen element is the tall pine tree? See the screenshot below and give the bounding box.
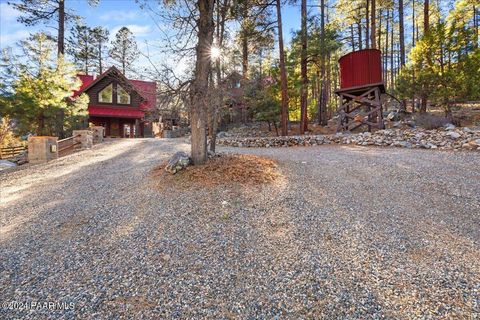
[109,27,139,75]
[67,23,95,74]
[91,26,110,74]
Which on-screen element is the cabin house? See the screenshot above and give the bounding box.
[73,66,157,138]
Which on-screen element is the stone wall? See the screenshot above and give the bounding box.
[217,127,480,151]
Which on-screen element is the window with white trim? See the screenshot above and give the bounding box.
[98,83,113,103]
[117,85,131,104]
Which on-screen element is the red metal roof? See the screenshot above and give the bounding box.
[73,74,94,97]
[88,106,145,118]
[130,79,157,110]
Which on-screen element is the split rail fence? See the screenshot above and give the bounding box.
[58,134,81,157]
[0,145,27,160]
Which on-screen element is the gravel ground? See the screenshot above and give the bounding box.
[1,138,479,319]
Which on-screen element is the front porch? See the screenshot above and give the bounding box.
[89,117,146,138]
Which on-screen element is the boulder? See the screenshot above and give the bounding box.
[165,151,191,174]
[444,123,456,130]
[10,150,28,165]
[217,131,228,138]
[0,160,17,170]
[446,131,461,139]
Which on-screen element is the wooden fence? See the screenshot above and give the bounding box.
[0,145,27,160]
[58,135,81,157]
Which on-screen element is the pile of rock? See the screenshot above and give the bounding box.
[0,150,28,170]
[165,151,191,174]
[217,126,480,151]
[9,150,28,165]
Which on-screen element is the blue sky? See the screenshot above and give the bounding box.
[0,0,306,76]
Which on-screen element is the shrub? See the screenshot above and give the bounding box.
[414,113,450,130]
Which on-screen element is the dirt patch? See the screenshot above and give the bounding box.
[153,153,280,189]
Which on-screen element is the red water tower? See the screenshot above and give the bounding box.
[335,49,385,132]
[339,49,383,90]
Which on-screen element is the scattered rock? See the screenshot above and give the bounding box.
[0,160,17,170]
[165,151,191,174]
[217,131,229,138]
[217,127,480,152]
[444,123,456,130]
[446,131,461,139]
[8,150,28,165]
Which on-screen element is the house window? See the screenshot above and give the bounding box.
[117,85,131,105]
[98,84,113,103]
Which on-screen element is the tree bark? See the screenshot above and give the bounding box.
[209,0,227,153]
[300,0,308,134]
[357,21,363,50]
[474,6,479,48]
[58,0,65,56]
[366,0,370,48]
[385,8,389,83]
[99,41,103,74]
[351,24,356,51]
[377,8,381,50]
[421,0,429,113]
[390,9,394,92]
[242,35,248,79]
[191,0,215,164]
[276,0,289,136]
[240,3,249,80]
[412,0,416,47]
[370,0,376,49]
[37,111,45,136]
[424,0,429,34]
[319,0,327,126]
[399,0,405,66]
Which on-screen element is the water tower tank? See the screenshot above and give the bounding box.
[338,49,383,90]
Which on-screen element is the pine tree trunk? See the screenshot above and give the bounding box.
[58,0,65,56]
[276,0,289,136]
[191,0,215,164]
[421,0,430,113]
[358,21,363,50]
[399,0,405,66]
[300,0,308,134]
[240,3,249,80]
[209,0,227,153]
[377,8,381,50]
[370,0,376,49]
[474,6,479,48]
[320,0,327,126]
[37,111,45,136]
[99,42,103,74]
[385,9,389,83]
[412,1,416,112]
[390,10,394,93]
[242,36,248,79]
[424,0,429,34]
[351,24,356,51]
[366,0,370,48]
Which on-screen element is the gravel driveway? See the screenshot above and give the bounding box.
[1,138,479,319]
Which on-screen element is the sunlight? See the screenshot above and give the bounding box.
[210,46,221,60]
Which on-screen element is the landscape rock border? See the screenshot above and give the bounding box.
[217,127,480,151]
